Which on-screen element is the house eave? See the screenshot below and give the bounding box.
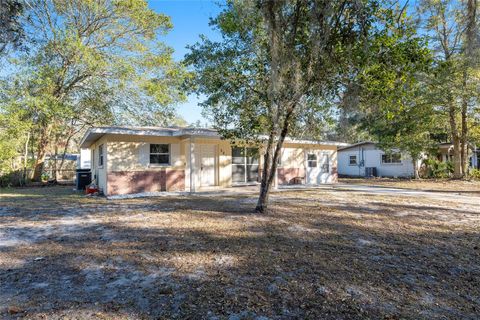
[80,126,348,148]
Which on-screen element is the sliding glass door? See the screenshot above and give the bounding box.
[232,147,259,184]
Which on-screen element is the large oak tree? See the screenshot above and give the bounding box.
[187,0,417,212]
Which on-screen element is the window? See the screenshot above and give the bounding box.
[381,153,402,164]
[150,144,170,165]
[307,154,317,167]
[232,147,259,183]
[349,155,357,166]
[98,144,104,167]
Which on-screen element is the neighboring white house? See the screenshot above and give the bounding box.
[337,142,418,178]
[78,148,91,169]
[338,141,480,178]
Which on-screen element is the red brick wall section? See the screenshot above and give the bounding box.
[107,170,185,195]
[277,168,305,185]
[166,169,185,191]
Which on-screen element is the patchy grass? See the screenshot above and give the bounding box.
[340,177,480,195]
[1,186,479,319]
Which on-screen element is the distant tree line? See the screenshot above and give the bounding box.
[0,0,189,182]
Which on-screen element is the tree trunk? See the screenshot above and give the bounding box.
[256,143,274,213]
[22,132,31,186]
[53,136,59,181]
[32,125,51,181]
[255,107,294,213]
[58,128,77,171]
[448,100,463,179]
[255,137,285,213]
[460,0,477,176]
[452,136,462,179]
[412,157,420,179]
[461,94,468,176]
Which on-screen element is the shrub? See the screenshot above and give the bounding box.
[41,172,50,181]
[470,168,480,180]
[0,170,26,188]
[422,159,453,179]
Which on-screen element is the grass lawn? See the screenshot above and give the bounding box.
[340,177,480,195]
[1,186,479,319]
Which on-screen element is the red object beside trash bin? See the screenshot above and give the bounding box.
[85,187,99,195]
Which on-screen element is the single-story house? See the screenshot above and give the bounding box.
[79,126,347,196]
[338,141,479,178]
[337,142,418,178]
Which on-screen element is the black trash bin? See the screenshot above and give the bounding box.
[76,169,91,190]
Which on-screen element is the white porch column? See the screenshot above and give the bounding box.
[189,137,196,193]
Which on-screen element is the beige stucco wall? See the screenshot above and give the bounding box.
[106,135,185,171]
[87,133,339,195]
[280,143,337,168]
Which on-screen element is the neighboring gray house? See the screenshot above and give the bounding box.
[337,142,418,178]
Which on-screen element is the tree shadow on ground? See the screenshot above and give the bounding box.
[0,188,479,319]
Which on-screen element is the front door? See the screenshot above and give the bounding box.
[306,152,320,184]
[199,144,216,187]
[306,151,330,184]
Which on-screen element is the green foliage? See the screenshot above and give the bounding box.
[469,168,480,180]
[0,0,188,175]
[422,158,454,178]
[355,7,436,167]
[0,98,32,172]
[416,0,480,178]
[0,0,24,54]
[186,0,388,143]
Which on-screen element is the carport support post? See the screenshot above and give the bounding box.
[273,166,278,190]
[190,137,196,193]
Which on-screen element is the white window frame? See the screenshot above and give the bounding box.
[98,144,104,168]
[381,153,402,165]
[349,155,357,166]
[307,153,317,168]
[149,144,170,166]
[231,147,260,184]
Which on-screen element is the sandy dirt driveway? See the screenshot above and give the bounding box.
[0,186,479,319]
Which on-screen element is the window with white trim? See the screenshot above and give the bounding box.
[150,144,170,165]
[98,144,104,167]
[307,154,317,167]
[381,153,402,164]
[232,147,259,183]
[349,155,357,165]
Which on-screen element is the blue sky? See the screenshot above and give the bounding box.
[148,0,224,125]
